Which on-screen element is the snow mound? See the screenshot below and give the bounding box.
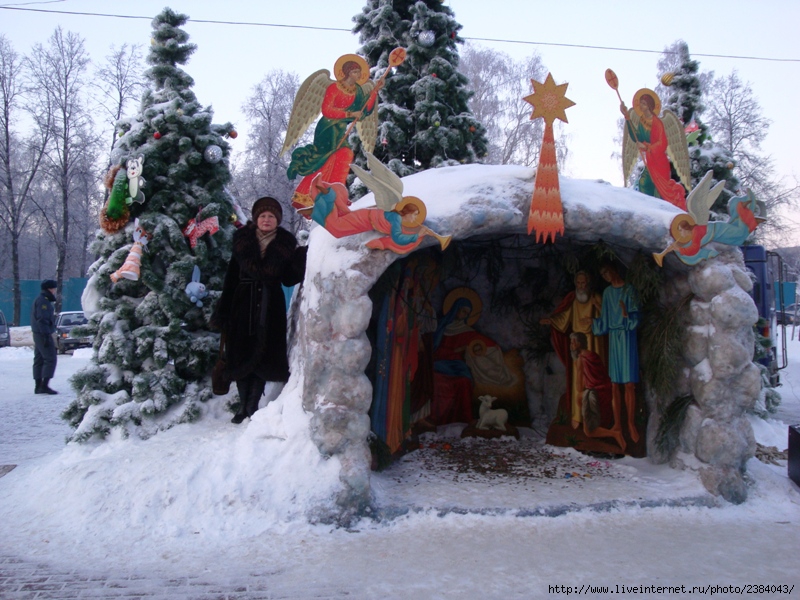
[0,345,33,360]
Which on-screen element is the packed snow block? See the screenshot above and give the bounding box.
[695,416,756,471]
[693,362,760,420]
[688,299,712,328]
[730,263,754,293]
[324,372,372,412]
[700,465,748,505]
[683,324,711,367]
[789,425,800,487]
[332,298,372,339]
[710,287,759,331]
[310,407,370,457]
[678,403,704,455]
[335,442,372,506]
[688,258,738,301]
[708,333,753,379]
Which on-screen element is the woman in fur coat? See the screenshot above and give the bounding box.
[211,197,307,423]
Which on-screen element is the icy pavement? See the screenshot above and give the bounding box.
[0,346,81,465]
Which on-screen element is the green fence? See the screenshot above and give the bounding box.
[0,278,88,326]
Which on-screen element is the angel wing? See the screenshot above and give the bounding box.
[661,110,691,189]
[621,108,640,186]
[280,69,333,157]
[686,170,726,226]
[356,81,379,155]
[349,151,403,211]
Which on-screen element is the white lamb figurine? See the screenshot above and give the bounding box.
[476,395,508,431]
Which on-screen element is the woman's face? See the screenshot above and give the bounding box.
[257,211,278,233]
[456,305,470,320]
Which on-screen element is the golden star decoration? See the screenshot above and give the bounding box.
[524,73,575,126]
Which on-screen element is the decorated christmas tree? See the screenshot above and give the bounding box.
[658,42,740,213]
[63,8,239,441]
[351,0,488,183]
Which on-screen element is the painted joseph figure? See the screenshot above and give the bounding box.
[540,270,606,429]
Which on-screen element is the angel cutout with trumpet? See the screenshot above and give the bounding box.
[653,170,764,267]
[283,49,406,218]
[617,85,691,210]
[308,151,451,255]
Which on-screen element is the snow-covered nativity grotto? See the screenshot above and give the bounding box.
[58,8,771,526]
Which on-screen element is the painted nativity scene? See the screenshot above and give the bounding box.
[68,10,772,524]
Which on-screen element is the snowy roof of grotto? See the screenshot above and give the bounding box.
[307,163,681,258]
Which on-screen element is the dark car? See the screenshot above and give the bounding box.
[55,311,91,354]
[0,310,9,348]
[776,303,798,326]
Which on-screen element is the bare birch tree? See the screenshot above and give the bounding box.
[706,70,799,245]
[93,44,144,179]
[460,44,568,169]
[0,34,51,324]
[26,28,96,309]
[231,69,303,233]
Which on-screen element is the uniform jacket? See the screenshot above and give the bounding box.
[211,225,306,382]
[31,290,56,335]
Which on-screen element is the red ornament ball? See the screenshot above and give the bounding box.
[229,130,238,139]
[450,32,456,39]
[469,126,476,133]
[153,132,161,140]
[431,73,437,78]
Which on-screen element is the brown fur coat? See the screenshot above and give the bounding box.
[211,224,306,382]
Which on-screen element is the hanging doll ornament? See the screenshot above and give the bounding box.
[110,219,151,283]
[100,155,146,234]
[183,212,220,249]
[523,73,575,243]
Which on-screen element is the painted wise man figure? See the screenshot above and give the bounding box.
[540,270,605,430]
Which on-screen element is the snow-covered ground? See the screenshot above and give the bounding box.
[0,331,798,598]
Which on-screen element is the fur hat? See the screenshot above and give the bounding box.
[251,196,283,224]
[41,279,57,291]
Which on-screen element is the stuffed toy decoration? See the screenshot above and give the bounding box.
[183,213,220,249]
[126,155,146,204]
[100,165,131,234]
[99,155,146,234]
[110,219,150,283]
[184,265,208,307]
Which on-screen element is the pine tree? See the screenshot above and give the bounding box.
[657,41,740,213]
[351,0,488,186]
[63,8,237,441]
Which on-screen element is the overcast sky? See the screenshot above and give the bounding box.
[2,0,798,227]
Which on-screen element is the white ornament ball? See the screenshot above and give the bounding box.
[418,30,436,47]
[204,145,223,163]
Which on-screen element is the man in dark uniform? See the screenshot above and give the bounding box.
[31,279,58,394]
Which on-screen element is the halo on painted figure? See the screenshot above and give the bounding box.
[443,286,483,326]
[334,54,370,84]
[395,196,427,228]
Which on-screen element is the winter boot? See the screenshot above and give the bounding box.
[34,378,43,394]
[40,379,58,395]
